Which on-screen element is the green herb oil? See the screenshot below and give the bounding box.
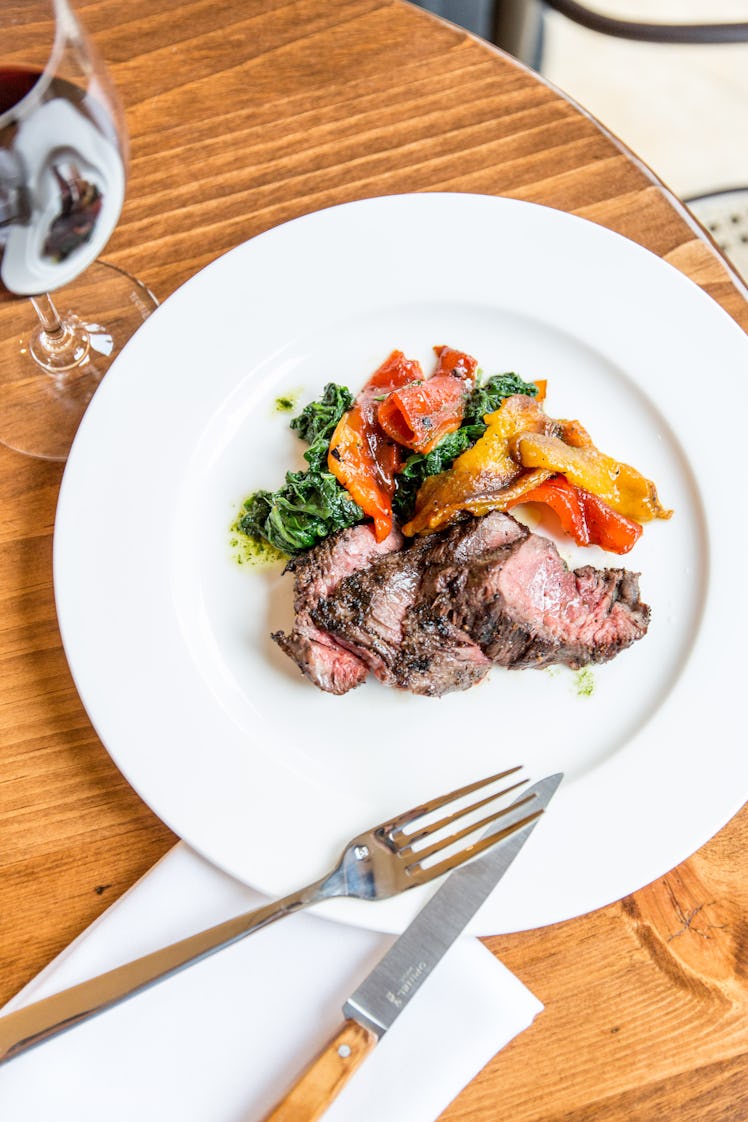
[574,667,595,697]
[274,391,301,414]
[230,515,287,568]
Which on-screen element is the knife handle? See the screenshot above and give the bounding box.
[261,1018,378,1122]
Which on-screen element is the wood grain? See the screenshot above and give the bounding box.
[0,2,746,1119]
[261,1019,378,1121]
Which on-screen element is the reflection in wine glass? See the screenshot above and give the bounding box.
[0,0,158,460]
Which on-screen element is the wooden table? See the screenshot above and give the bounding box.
[2,1,746,1117]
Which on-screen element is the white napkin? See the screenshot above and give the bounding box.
[0,843,542,1122]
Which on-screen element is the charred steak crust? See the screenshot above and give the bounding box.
[451,532,650,670]
[277,512,651,696]
[396,605,491,697]
[310,539,428,685]
[271,524,403,694]
[311,536,492,697]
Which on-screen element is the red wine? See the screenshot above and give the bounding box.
[0,66,43,116]
[0,64,123,294]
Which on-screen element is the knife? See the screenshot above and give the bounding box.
[260,771,562,1122]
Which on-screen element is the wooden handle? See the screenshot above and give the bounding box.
[261,1018,378,1122]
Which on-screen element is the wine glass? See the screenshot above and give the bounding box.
[0,0,158,461]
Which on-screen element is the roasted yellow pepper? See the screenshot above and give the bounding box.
[402,395,554,535]
[404,398,671,535]
[515,427,672,523]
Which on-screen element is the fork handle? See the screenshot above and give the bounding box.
[0,881,323,1065]
[261,1019,378,1122]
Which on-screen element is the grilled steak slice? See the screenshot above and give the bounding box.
[310,538,427,686]
[559,563,650,664]
[311,535,492,696]
[389,513,526,694]
[311,515,521,695]
[309,511,650,694]
[276,510,650,696]
[272,524,403,694]
[395,606,492,696]
[450,522,650,668]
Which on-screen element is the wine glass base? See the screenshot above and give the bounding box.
[0,260,158,461]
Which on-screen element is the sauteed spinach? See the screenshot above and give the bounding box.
[237,383,363,555]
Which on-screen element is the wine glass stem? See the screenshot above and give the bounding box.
[28,292,90,374]
[30,292,64,335]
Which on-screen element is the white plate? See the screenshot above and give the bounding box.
[54,193,748,934]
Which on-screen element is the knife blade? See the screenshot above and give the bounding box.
[261,771,562,1122]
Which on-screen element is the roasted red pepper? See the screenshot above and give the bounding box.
[579,486,644,554]
[377,346,477,454]
[509,474,643,554]
[328,350,421,541]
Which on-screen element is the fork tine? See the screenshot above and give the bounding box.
[380,766,524,835]
[391,777,529,849]
[406,805,543,884]
[403,792,537,865]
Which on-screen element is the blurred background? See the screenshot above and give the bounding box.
[410,0,748,281]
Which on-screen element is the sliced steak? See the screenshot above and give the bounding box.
[395,606,492,696]
[310,539,426,685]
[275,510,650,697]
[389,513,525,695]
[451,524,650,668]
[272,523,403,694]
[312,540,493,696]
[311,515,519,695]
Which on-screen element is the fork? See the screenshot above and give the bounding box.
[0,765,537,1064]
